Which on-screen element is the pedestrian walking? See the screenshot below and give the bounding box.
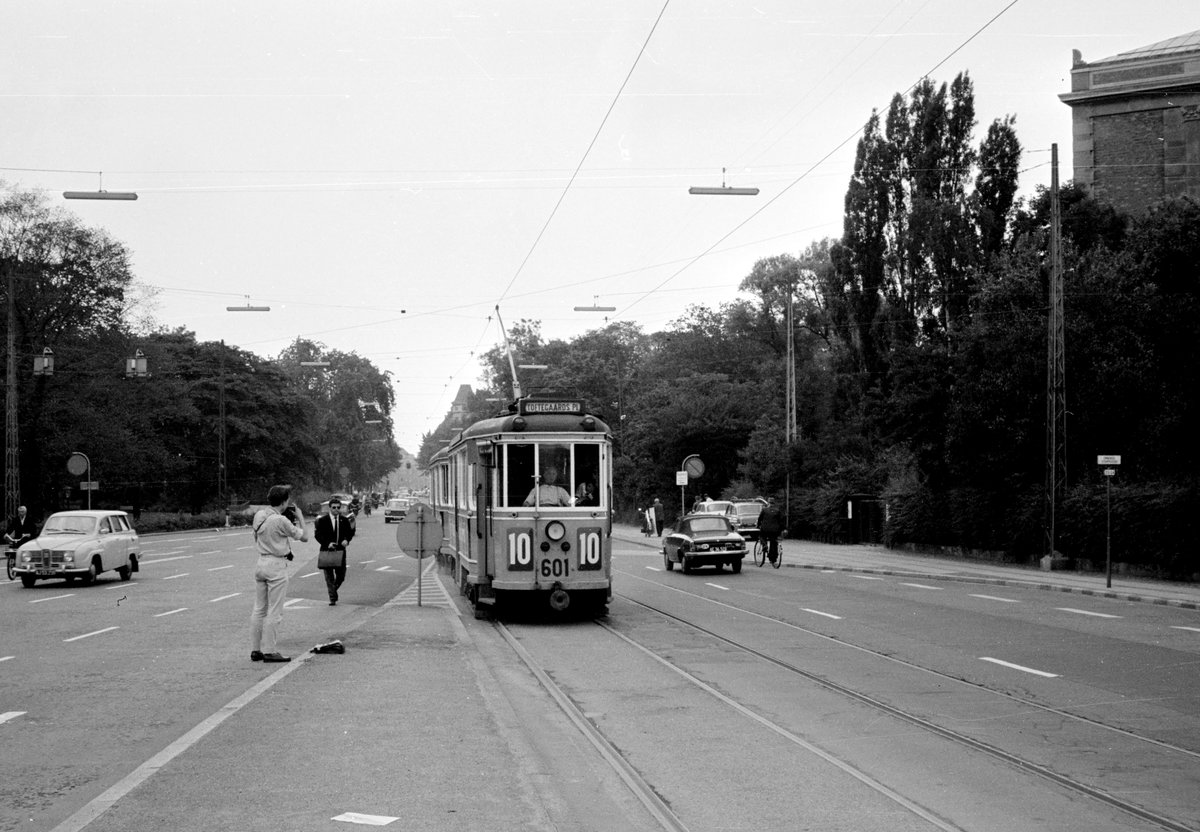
[249,484,308,663]
[757,496,784,564]
[652,497,664,537]
[315,495,355,605]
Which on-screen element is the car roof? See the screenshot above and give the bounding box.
[47,510,126,518]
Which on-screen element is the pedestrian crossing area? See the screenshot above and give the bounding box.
[387,560,457,609]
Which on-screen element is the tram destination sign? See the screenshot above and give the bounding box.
[520,400,584,415]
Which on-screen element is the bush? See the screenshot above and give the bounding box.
[132,509,253,534]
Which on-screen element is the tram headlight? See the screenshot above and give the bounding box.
[545,521,566,542]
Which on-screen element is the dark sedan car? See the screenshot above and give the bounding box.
[662,514,747,574]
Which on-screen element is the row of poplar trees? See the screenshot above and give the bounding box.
[423,72,1198,577]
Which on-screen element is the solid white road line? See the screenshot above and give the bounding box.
[802,608,843,620]
[139,555,192,565]
[0,711,27,725]
[970,594,1020,603]
[208,593,241,603]
[900,583,943,590]
[1057,607,1121,619]
[980,657,1059,678]
[30,594,75,604]
[64,626,119,643]
[155,608,188,617]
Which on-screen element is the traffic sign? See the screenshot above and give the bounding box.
[1097,455,1121,465]
[675,471,688,486]
[682,454,705,479]
[80,481,100,490]
[67,453,89,476]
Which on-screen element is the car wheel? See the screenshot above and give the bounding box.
[731,558,742,573]
[681,555,693,574]
[663,551,674,571]
[117,560,132,581]
[20,574,36,588]
[81,560,98,585]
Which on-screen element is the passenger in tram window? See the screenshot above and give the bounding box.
[575,480,597,506]
[523,464,572,506]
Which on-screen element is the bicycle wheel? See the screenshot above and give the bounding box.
[6,553,14,581]
[772,540,782,569]
[753,538,766,568]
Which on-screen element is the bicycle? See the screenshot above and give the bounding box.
[5,546,16,581]
[752,537,782,569]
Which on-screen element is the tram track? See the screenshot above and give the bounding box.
[612,593,1197,832]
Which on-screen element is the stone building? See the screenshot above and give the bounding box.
[1060,30,1200,215]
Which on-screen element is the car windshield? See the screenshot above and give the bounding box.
[41,516,96,535]
[686,517,731,534]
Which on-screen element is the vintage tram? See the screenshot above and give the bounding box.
[428,394,613,617]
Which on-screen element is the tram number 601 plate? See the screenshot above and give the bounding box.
[540,558,569,579]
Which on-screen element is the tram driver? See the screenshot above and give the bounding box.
[523,464,573,507]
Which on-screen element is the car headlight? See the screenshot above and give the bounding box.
[62,552,74,562]
[545,521,566,542]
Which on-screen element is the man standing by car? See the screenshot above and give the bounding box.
[250,485,308,663]
[757,497,784,565]
[315,495,355,605]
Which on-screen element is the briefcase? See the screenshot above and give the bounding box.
[317,547,345,569]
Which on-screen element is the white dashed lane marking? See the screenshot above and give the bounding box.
[900,583,943,590]
[803,608,842,620]
[207,564,235,572]
[1057,607,1121,619]
[1171,626,1200,633]
[704,582,730,591]
[155,608,188,617]
[30,594,75,604]
[208,593,241,603]
[970,594,1020,603]
[64,626,119,643]
[980,657,1059,678]
[0,711,27,726]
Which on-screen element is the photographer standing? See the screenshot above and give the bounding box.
[315,495,355,605]
[249,484,308,663]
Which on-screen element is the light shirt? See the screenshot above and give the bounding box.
[524,484,573,507]
[252,507,304,557]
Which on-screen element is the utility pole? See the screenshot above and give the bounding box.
[5,263,19,519]
[1045,143,1068,559]
[218,340,228,527]
[785,284,797,528]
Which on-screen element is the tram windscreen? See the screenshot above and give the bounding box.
[499,442,602,508]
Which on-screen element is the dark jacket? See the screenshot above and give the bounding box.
[757,504,784,537]
[315,512,356,550]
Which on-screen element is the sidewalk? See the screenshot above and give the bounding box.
[612,524,1200,610]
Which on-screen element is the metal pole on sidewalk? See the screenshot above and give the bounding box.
[1105,474,1112,589]
[417,506,424,607]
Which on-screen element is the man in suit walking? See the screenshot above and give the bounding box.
[315,495,355,605]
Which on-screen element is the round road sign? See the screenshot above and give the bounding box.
[682,455,705,479]
[66,452,89,476]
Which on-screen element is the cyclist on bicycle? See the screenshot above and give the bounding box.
[5,505,37,548]
[757,497,783,565]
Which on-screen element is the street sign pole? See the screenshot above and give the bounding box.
[1097,456,1120,589]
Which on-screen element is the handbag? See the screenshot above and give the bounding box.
[317,546,345,570]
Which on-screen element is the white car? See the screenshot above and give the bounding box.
[13,510,140,588]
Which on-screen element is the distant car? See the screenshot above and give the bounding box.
[693,500,734,516]
[319,493,355,516]
[725,501,764,541]
[383,498,411,523]
[13,510,139,588]
[662,513,746,574]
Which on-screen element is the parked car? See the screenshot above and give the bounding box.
[725,501,764,541]
[319,493,355,516]
[383,498,411,523]
[13,510,140,588]
[662,513,747,574]
[693,500,734,516]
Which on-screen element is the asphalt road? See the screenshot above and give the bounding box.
[2,519,1197,831]
[0,512,421,832]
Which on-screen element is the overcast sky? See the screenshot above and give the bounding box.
[2,2,1194,452]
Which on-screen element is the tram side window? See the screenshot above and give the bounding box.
[572,444,600,506]
[503,444,535,508]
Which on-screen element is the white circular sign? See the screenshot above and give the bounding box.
[67,452,88,476]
